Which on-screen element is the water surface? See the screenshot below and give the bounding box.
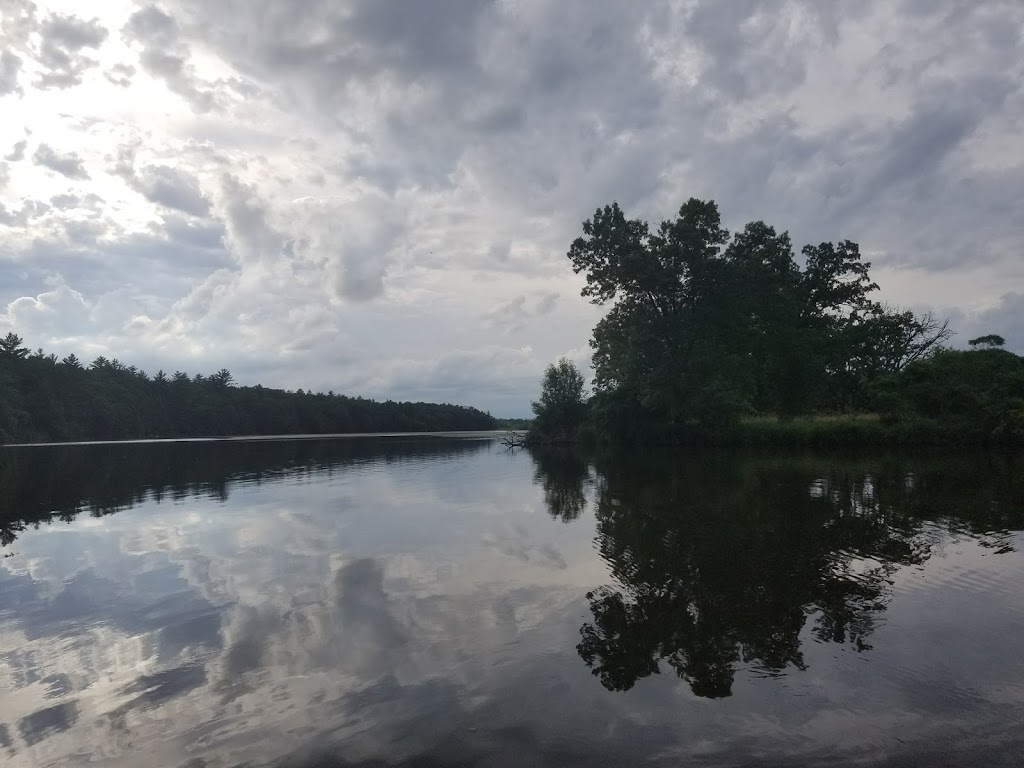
[1,436,1023,766]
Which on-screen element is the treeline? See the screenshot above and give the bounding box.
[0,334,496,443]
[528,198,1023,444]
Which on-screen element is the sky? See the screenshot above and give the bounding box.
[1,0,1022,416]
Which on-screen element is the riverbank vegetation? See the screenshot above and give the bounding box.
[527,198,1023,445]
[0,333,496,443]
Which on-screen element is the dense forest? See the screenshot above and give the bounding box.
[0,333,496,443]
[528,198,1024,444]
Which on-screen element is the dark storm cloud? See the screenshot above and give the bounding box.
[32,143,90,179]
[34,13,108,89]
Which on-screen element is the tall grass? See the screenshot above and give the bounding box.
[590,414,1012,447]
[732,414,1001,447]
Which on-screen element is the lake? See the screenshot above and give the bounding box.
[1,435,1023,767]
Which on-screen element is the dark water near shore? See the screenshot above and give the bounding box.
[1,435,1023,767]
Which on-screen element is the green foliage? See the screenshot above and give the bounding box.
[530,358,587,441]
[0,369,25,440]
[968,334,1006,349]
[567,198,954,435]
[493,417,533,430]
[871,347,1024,442]
[0,337,496,444]
[0,333,28,360]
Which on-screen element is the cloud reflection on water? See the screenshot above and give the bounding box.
[0,439,1022,766]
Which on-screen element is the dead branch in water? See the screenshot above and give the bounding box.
[501,430,528,449]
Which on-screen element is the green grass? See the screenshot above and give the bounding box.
[587,413,1015,447]
[729,414,998,447]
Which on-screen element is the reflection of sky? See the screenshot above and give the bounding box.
[0,441,1023,767]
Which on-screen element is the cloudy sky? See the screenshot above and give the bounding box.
[1,0,1022,415]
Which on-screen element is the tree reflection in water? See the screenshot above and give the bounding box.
[529,447,1024,699]
[529,446,591,523]
[0,437,491,552]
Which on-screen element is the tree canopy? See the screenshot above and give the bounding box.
[566,198,954,432]
[968,334,1006,349]
[872,347,1024,441]
[530,357,587,441]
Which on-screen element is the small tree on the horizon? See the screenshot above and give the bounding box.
[968,334,1005,350]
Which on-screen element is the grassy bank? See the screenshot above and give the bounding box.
[732,414,993,447]
[574,413,1023,448]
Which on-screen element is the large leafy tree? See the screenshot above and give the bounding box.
[568,199,951,426]
[531,358,588,440]
[570,200,738,423]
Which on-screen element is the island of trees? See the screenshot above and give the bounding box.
[529,198,1024,445]
[0,334,496,443]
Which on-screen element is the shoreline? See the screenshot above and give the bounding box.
[525,414,1024,448]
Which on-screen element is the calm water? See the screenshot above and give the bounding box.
[1,436,1023,767]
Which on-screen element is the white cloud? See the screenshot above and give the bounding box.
[0,275,93,339]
